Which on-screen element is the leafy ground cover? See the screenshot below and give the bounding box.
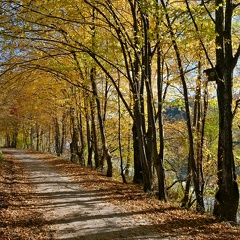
[0,152,53,239]
[0,150,239,239]
[40,152,240,239]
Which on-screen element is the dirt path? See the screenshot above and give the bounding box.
[3,149,162,240]
[1,149,239,240]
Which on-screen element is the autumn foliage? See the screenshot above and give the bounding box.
[0,0,239,223]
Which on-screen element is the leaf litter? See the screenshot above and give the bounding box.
[0,152,54,239]
[0,150,239,239]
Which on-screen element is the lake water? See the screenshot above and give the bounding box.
[204,197,240,223]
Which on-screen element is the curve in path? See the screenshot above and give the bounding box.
[6,149,163,240]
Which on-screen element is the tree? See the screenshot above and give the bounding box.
[82,0,169,198]
[1,0,239,222]
[213,0,239,223]
[184,0,239,222]
[160,0,205,211]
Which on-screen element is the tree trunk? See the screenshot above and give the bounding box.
[90,67,112,177]
[132,124,143,184]
[35,123,40,151]
[90,7,112,175]
[70,107,80,163]
[193,63,205,209]
[156,19,167,201]
[181,159,192,209]
[78,112,86,166]
[54,118,61,157]
[86,110,93,167]
[30,126,34,149]
[60,113,67,156]
[133,99,153,192]
[118,75,127,184]
[125,122,132,177]
[213,0,239,223]
[90,98,100,168]
[214,66,239,222]
[11,131,18,148]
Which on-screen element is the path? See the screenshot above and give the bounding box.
[4,149,162,240]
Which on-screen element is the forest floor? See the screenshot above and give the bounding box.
[0,149,239,240]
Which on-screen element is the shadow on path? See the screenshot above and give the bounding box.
[3,149,239,240]
[3,149,165,240]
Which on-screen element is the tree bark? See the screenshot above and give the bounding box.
[213,0,239,223]
[132,124,143,184]
[90,98,100,168]
[90,67,113,177]
[156,6,167,201]
[54,118,61,157]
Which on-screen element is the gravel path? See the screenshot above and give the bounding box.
[6,149,162,240]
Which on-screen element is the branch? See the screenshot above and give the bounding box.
[166,179,186,191]
[203,2,215,24]
[24,64,93,93]
[231,44,240,70]
[233,3,240,9]
[233,98,240,118]
[19,2,94,26]
[184,0,215,70]
[87,51,134,120]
